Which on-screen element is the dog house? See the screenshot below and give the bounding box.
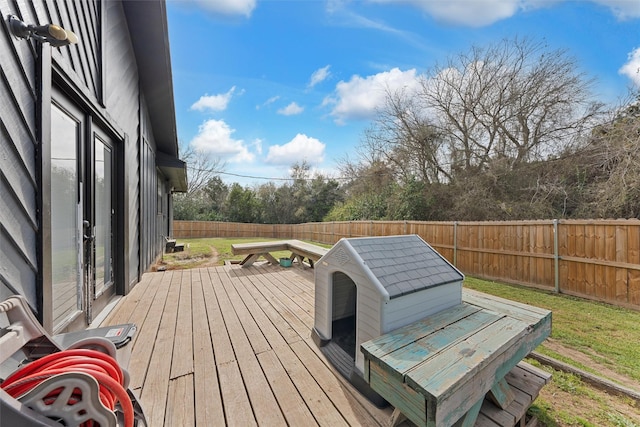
[312,235,464,404]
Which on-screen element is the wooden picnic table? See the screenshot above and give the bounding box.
[361,288,552,427]
[231,239,329,268]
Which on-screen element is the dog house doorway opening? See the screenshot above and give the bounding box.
[331,271,357,361]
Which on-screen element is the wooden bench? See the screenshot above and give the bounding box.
[231,239,329,268]
[361,289,552,427]
[164,236,184,253]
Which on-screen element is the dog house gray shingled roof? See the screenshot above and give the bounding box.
[345,235,463,299]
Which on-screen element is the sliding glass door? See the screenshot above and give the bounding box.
[50,102,83,330]
[50,93,117,332]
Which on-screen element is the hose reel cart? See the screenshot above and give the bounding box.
[0,295,147,426]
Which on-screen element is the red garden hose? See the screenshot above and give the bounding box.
[1,348,134,427]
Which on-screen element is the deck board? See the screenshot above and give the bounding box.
[166,374,195,426]
[171,270,193,378]
[141,270,182,427]
[213,269,287,426]
[126,271,172,391]
[191,269,225,425]
[101,263,545,426]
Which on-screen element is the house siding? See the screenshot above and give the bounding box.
[0,0,40,309]
[103,0,141,287]
[0,0,179,326]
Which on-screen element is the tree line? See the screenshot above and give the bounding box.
[175,38,640,223]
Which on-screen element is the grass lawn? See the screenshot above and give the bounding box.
[157,237,640,426]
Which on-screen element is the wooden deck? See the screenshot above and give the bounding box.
[99,263,548,426]
[100,263,391,426]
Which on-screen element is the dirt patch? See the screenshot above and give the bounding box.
[150,246,220,271]
[543,338,640,391]
[531,338,640,426]
[535,370,640,426]
[197,246,220,267]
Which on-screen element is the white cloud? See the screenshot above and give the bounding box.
[309,65,331,88]
[371,0,520,27]
[326,0,348,14]
[620,47,640,87]
[257,96,280,110]
[191,86,236,112]
[277,102,304,116]
[192,0,256,17]
[190,119,254,163]
[265,134,325,165]
[252,138,263,155]
[368,0,640,27]
[326,3,420,45]
[591,0,640,20]
[324,67,420,124]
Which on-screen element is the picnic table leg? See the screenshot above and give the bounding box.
[488,377,515,410]
[387,408,406,427]
[263,253,278,265]
[239,254,260,267]
[453,398,483,427]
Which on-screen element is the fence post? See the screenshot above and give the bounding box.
[553,219,559,293]
[453,221,458,267]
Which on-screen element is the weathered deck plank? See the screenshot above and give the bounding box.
[141,270,181,427]
[171,270,193,379]
[257,349,320,426]
[191,269,225,425]
[213,269,289,426]
[166,374,195,426]
[204,269,256,426]
[127,271,173,391]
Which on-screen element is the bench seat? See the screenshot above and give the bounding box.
[231,239,328,268]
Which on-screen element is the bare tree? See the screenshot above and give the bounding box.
[366,87,450,183]
[581,93,640,217]
[179,144,226,194]
[173,144,227,220]
[420,37,603,174]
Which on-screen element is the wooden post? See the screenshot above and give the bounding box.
[554,219,560,293]
[454,221,458,267]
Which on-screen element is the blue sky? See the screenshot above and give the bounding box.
[166,0,640,187]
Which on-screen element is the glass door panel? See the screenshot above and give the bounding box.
[94,136,113,297]
[50,103,82,330]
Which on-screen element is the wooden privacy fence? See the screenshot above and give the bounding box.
[173,219,640,310]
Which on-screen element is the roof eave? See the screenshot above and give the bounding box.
[122,0,180,159]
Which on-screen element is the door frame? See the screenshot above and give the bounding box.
[40,80,125,334]
[87,124,118,322]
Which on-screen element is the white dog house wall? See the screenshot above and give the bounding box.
[312,235,464,406]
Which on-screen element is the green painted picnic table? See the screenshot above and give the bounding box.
[361,288,551,427]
